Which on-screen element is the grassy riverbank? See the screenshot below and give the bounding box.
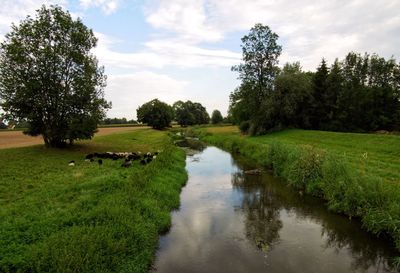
[0,129,187,273]
[196,126,400,251]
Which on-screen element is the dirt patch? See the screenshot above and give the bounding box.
[0,126,148,149]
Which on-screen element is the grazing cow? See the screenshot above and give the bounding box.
[121,159,132,168]
[83,151,160,167]
[128,153,141,161]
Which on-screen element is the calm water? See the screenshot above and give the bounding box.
[151,147,398,273]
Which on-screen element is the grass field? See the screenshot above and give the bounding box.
[0,129,187,273]
[205,126,400,182]
[198,126,400,251]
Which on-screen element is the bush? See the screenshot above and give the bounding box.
[239,121,251,134]
[287,145,324,195]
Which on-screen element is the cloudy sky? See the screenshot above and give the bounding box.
[1,0,399,119]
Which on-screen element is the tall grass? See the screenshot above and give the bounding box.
[197,128,400,251]
[0,129,187,273]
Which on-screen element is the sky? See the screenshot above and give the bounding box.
[0,0,399,119]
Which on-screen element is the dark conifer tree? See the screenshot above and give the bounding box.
[311,59,329,129]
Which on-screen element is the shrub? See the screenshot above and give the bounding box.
[239,121,251,134]
[287,145,324,194]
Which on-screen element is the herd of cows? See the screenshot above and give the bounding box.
[68,151,159,167]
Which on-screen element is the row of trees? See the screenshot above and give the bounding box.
[137,99,224,129]
[100,117,137,125]
[229,24,400,134]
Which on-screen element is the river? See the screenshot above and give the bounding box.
[151,146,398,273]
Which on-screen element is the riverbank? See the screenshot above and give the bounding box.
[0,129,187,272]
[152,146,398,273]
[195,126,400,253]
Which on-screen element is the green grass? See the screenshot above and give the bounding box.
[197,126,400,251]
[249,129,400,183]
[0,129,187,273]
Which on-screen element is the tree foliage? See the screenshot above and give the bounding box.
[0,5,109,147]
[211,109,223,124]
[231,23,282,134]
[0,121,6,129]
[136,99,173,129]
[273,63,313,129]
[100,117,137,125]
[173,100,210,126]
[0,113,7,129]
[230,24,400,134]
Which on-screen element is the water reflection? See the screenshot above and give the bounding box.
[151,147,399,273]
[232,171,283,253]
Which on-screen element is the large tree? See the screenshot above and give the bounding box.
[211,109,223,124]
[0,5,109,147]
[137,99,173,129]
[310,59,329,129]
[231,23,282,134]
[232,23,282,94]
[192,102,210,124]
[273,62,313,129]
[173,100,210,126]
[173,100,196,127]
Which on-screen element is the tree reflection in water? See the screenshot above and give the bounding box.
[230,155,399,272]
[232,171,283,253]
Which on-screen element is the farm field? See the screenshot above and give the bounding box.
[0,128,187,273]
[0,126,149,149]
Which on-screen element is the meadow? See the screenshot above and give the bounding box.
[197,126,400,252]
[0,129,187,273]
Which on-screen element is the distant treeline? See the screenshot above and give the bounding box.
[136,99,226,129]
[229,24,400,134]
[100,117,137,125]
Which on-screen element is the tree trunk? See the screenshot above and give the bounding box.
[43,135,66,148]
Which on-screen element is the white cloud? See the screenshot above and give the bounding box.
[0,0,67,38]
[105,72,189,119]
[144,0,400,70]
[143,38,240,68]
[93,32,241,69]
[79,0,120,15]
[144,0,222,43]
[92,32,166,68]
